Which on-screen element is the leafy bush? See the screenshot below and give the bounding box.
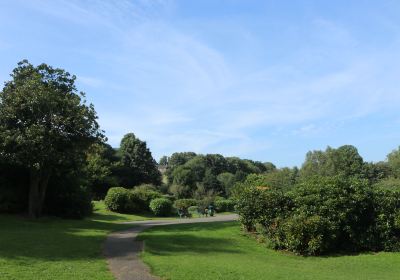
[372,189,400,251]
[235,186,291,231]
[288,176,375,253]
[104,186,163,214]
[215,199,235,212]
[149,198,172,216]
[173,199,197,211]
[104,187,130,212]
[280,214,332,255]
[236,175,400,255]
[132,188,162,211]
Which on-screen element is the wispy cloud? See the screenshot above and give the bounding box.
[2,1,400,165]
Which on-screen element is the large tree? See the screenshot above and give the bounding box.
[387,146,400,178]
[0,60,102,218]
[300,145,364,180]
[117,133,161,187]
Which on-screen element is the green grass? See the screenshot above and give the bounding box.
[91,200,175,223]
[0,201,175,280]
[139,222,400,280]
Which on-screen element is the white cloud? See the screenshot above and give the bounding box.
[7,1,400,162]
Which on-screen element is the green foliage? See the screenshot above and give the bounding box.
[387,147,400,178]
[373,177,400,191]
[132,187,162,211]
[214,198,235,212]
[300,145,364,180]
[104,187,130,213]
[372,189,400,251]
[159,156,169,166]
[172,166,196,189]
[235,185,292,232]
[84,142,118,200]
[217,172,236,196]
[104,186,163,214]
[165,152,267,198]
[173,199,197,211]
[117,133,161,187]
[280,214,331,255]
[0,60,102,218]
[169,184,192,198]
[149,198,172,216]
[363,161,391,184]
[236,175,400,255]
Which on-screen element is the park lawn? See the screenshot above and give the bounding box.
[91,200,176,223]
[0,201,174,280]
[139,221,400,280]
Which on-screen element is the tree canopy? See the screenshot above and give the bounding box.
[0,60,103,217]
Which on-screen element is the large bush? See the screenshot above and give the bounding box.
[132,187,162,211]
[235,186,291,231]
[372,189,400,251]
[104,187,130,212]
[104,186,163,214]
[149,198,172,216]
[236,175,400,255]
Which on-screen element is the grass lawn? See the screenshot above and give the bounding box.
[0,201,175,280]
[139,221,400,280]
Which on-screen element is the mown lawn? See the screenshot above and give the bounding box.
[0,201,172,280]
[139,222,400,280]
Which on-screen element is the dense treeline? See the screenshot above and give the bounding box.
[235,145,400,256]
[161,152,276,198]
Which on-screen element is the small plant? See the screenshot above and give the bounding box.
[149,198,172,216]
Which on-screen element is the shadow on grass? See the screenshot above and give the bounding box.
[0,214,131,262]
[139,222,242,256]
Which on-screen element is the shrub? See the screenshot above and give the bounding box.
[149,198,172,216]
[104,186,164,214]
[104,187,130,212]
[235,186,291,231]
[173,198,197,211]
[289,176,374,252]
[372,189,400,251]
[235,175,400,255]
[132,188,162,211]
[280,214,332,255]
[215,199,235,212]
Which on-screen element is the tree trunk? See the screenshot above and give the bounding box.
[28,168,51,218]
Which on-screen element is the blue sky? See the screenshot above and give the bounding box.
[1,0,400,167]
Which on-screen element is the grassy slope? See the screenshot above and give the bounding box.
[0,201,170,280]
[139,222,400,280]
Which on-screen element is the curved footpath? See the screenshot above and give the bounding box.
[103,214,238,280]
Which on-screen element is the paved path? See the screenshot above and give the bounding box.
[103,214,238,280]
